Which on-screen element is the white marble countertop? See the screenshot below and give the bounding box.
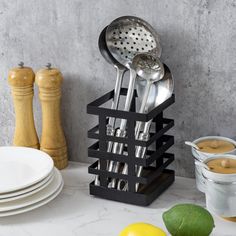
[0,162,235,236]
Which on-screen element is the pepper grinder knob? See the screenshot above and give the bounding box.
[35,64,68,169]
[45,63,51,70]
[8,63,39,149]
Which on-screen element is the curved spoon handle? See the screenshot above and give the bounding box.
[185,141,199,150]
[194,160,210,170]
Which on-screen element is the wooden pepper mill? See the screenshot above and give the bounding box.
[36,63,68,169]
[8,62,39,149]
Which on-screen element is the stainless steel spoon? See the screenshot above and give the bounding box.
[95,27,127,186]
[185,141,200,150]
[194,161,210,170]
[118,64,174,191]
[110,54,164,189]
[132,54,164,137]
[185,141,209,161]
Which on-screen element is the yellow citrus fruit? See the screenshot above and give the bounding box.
[119,222,166,236]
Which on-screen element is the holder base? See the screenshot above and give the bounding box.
[89,169,175,206]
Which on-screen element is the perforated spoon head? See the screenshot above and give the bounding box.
[106,16,162,68]
[98,27,126,70]
[132,53,164,82]
[136,63,173,112]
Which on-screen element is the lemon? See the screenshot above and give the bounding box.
[163,204,215,236]
[119,222,166,236]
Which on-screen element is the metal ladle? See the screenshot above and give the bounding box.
[110,54,165,189]
[118,64,174,191]
[105,16,162,188]
[95,27,127,186]
[98,26,127,128]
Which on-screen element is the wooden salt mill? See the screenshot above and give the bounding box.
[36,63,68,169]
[8,62,39,149]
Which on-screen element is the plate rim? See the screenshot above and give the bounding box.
[0,169,56,203]
[0,146,54,193]
[0,168,62,212]
[0,180,64,217]
[0,168,55,199]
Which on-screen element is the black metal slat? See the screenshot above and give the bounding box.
[88,118,174,148]
[144,135,174,166]
[88,136,174,167]
[143,154,174,184]
[98,115,107,186]
[87,89,174,122]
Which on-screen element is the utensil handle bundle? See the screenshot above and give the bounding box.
[94,67,125,185]
[107,69,136,187]
[117,120,152,191]
[105,68,125,149]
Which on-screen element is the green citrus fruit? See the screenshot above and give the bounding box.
[162,204,215,236]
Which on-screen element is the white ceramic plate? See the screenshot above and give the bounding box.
[0,168,62,212]
[0,169,55,203]
[0,146,54,193]
[0,180,63,217]
[0,169,54,199]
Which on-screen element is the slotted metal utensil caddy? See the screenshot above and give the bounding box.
[87,88,175,206]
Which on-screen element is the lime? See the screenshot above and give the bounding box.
[162,204,215,236]
[119,222,166,236]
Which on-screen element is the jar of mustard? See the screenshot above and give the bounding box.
[190,136,236,192]
[202,154,236,220]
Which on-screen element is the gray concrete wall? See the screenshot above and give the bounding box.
[0,0,235,177]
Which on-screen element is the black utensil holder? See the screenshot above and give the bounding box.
[87,88,175,206]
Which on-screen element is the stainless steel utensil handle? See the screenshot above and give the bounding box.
[94,67,125,186]
[117,82,152,191]
[134,81,152,138]
[108,68,136,188]
[107,67,126,128]
[117,120,152,191]
[135,121,152,191]
[117,131,147,190]
[108,129,126,172]
[119,68,137,130]
[106,67,126,153]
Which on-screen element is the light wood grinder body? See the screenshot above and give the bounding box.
[8,63,39,149]
[36,64,68,169]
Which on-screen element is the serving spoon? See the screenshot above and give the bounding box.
[118,64,173,191]
[109,54,164,188]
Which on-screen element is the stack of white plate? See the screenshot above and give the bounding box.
[0,146,64,217]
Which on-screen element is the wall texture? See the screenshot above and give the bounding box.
[0,0,235,177]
